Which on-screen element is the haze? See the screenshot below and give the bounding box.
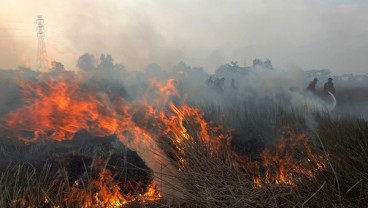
[0,0,367,74]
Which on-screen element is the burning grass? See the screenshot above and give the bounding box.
[0,70,367,207]
[169,109,368,207]
[0,161,161,207]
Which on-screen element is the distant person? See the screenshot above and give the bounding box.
[219,77,225,90]
[231,78,238,90]
[324,78,335,94]
[206,76,213,86]
[213,78,220,89]
[306,78,318,94]
[213,77,224,91]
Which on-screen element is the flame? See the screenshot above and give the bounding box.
[4,72,228,161]
[252,126,326,186]
[5,73,118,143]
[3,72,228,204]
[3,71,326,206]
[67,168,160,208]
[144,184,162,200]
[157,103,230,158]
[145,79,180,107]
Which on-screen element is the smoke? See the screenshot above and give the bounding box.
[72,52,335,116]
[1,51,368,200]
[1,0,368,74]
[169,65,326,111]
[1,0,368,201]
[0,19,34,69]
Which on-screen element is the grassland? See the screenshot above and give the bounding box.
[0,101,367,207]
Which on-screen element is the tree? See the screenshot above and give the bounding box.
[264,59,273,69]
[98,54,114,71]
[228,61,239,73]
[253,59,263,68]
[50,61,65,71]
[114,63,125,71]
[77,53,97,71]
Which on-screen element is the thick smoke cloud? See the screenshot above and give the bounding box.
[0,18,34,69]
[0,0,368,74]
[0,52,366,198]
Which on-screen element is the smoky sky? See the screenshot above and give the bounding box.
[0,0,367,74]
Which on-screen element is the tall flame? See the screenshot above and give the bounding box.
[3,72,230,201]
[5,74,118,142]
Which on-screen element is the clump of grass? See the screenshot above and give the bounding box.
[314,113,368,205]
[0,162,65,207]
[174,102,368,207]
[0,161,164,207]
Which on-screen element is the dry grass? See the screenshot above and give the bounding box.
[0,104,367,207]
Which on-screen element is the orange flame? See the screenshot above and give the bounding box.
[67,169,160,208]
[253,126,326,186]
[157,103,230,155]
[3,71,326,206]
[3,72,230,203]
[5,74,119,142]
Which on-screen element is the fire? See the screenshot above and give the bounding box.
[5,73,119,142]
[145,79,180,107]
[157,103,230,157]
[3,70,327,206]
[67,168,160,208]
[143,184,161,200]
[4,72,165,206]
[3,72,226,203]
[252,126,326,186]
[4,74,203,149]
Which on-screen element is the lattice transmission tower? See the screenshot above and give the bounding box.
[36,15,49,71]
